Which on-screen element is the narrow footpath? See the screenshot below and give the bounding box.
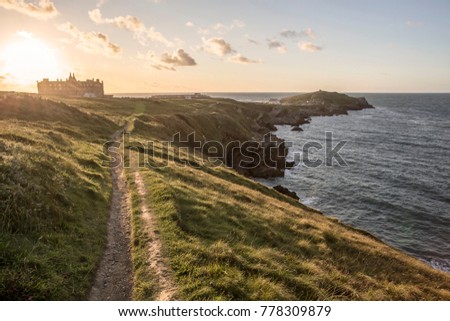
[134,171,177,300]
[89,130,133,300]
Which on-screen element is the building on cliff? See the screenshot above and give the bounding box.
[37,73,104,97]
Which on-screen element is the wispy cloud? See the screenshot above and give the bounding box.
[229,54,261,65]
[96,0,108,8]
[201,37,260,65]
[139,49,197,71]
[267,38,287,54]
[246,36,259,45]
[0,0,59,20]
[0,72,15,87]
[211,20,245,34]
[88,8,172,47]
[58,22,122,58]
[201,37,236,56]
[298,41,322,52]
[280,27,316,39]
[191,20,246,35]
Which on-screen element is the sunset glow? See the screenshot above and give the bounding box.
[0,32,62,87]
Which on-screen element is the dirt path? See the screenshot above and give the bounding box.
[134,171,177,300]
[89,130,133,301]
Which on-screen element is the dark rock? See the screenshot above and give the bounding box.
[286,161,296,168]
[273,185,299,200]
[356,97,374,108]
[291,125,303,131]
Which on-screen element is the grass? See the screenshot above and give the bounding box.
[0,93,117,300]
[1,93,449,300]
[126,171,158,300]
[122,136,450,300]
[280,90,364,107]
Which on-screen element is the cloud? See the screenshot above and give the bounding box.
[201,37,236,56]
[280,27,316,39]
[160,49,196,67]
[88,8,172,47]
[246,36,259,45]
[0,74,9,89]
[139,49,197,71]
[201,37,260,64]
[0,0,58,20]
[298,42,322,52]
[229,54,261,65]
[267,38,287,54]
[96,0,108,8]
[17,30,33,38]
[58,22,122,57]
[194,19,246,35]
[211,20,245,33]
[185,21,194,27]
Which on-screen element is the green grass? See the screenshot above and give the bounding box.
[0,94,117,299]
[122,136,450,300]
[280,90,364,107]
[126,170,158,300]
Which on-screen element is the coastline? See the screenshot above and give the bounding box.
[256,98,450,274]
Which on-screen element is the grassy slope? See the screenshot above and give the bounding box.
[280,91,363,106]
[122,136,450,300]
[1,94,449,300]
[0,94,117,299]
[74,96,449,300]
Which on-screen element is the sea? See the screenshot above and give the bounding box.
[120,92,450,273]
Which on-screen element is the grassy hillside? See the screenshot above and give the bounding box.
[0,94,117,299]
[1,93,449,300]
[122,131,450,300]
[280,90,371,109]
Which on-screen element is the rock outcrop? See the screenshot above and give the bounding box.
[231,91,374,178]
[164,91,374,179]
[273,185,300,200]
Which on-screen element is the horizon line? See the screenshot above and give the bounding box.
[3,90,450,95]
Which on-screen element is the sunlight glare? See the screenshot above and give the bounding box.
[0,32,62,86]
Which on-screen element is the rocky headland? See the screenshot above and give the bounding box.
[228,91,374,178]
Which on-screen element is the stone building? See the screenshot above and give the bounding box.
[37,73,104,97]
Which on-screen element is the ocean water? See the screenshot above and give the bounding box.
[244,93,449,273]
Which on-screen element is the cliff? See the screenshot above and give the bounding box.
[115,92,374,179]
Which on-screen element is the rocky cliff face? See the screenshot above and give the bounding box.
[148,92,373,179]
[229,91,374,178]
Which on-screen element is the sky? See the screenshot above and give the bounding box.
[0,0,449,93]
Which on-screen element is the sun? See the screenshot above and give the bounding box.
[0,32,62,88]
